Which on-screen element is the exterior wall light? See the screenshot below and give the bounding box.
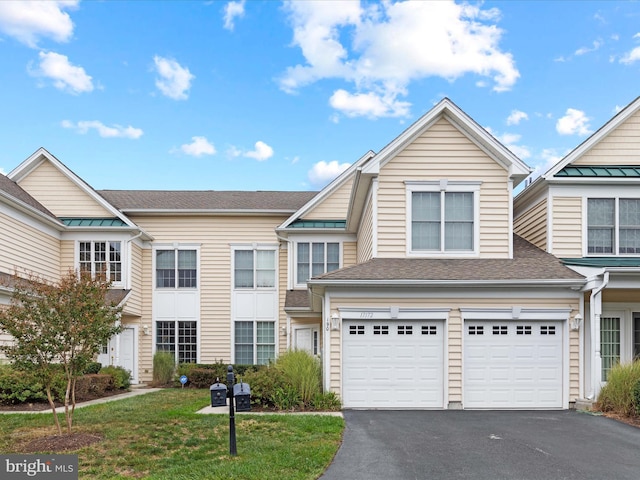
[570,313,583,331]
[331,313,340,331]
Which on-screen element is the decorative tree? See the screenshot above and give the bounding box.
[0,270,123,434]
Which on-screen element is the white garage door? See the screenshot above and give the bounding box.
[464,321,564,409]
[342,320,444,408]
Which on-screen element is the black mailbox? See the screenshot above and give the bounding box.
[233,382,251,412]
[210,381,228,407]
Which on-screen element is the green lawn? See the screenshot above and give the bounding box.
[0,389,345,479]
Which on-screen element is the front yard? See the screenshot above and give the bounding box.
[0,389,344,479]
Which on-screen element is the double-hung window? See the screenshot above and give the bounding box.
[233,248,277,365]
[296,242,340,284]
[156,249,197,288]
[79,241,122,283]
[407,181,480,255]
[588,198,640,255]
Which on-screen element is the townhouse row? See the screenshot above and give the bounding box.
[2,97,640,409]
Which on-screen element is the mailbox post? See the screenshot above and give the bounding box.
[226,365,238,456]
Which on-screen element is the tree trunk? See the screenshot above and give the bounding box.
[64,377,72,435]
[45,385,62,435]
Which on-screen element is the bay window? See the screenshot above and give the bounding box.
[79,241,122,283]
[296,242,340,284]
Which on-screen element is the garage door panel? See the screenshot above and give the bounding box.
[464,321,563,409]
[343,320,444,408]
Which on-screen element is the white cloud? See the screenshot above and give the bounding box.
[329,89,410,118]
[153,56,194,100]
[223,0,245,31]
[621,46,640,65]
[506,110,528,126]
[575,39,602,56]
[280,0,518,118]
[556,108,592,136]
[0,167,6,176]
[490,130,531,160]
[179,136,216,157]
[61,120,143,139]
[0,0,77,48]
[30,51,93,94]
[527,148,565,182]
[244,141,274,161]
[308,160,350,186]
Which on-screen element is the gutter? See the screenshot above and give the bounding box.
[587,271,610,400]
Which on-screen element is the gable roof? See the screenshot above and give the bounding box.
[542,96,640,180]
[8,148,140,229]
[97,190,318,214]
[277,150,375,231]
[361,97,532,184]
[309,235,584,286]
[0,173,61,225]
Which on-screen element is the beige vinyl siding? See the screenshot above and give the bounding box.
[377,117,511,258]
[357,198,374,263]
[124,242,143,317]
[0,211,60,281]
[17,160,112,217]
[60,240,74,274]
[138,247,153,383]
[278,244,289,354]
[552,197,583,257]
[328,295,580,405]
[343,242,357,268]
[303,177,353,220]
[514,199,548,250]
[130,214,288,366]
[573,109,640,166]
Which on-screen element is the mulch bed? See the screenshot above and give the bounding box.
[0,388,131,412]
[14,433,104,453]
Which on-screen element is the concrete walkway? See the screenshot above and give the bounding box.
[0,387,162,414]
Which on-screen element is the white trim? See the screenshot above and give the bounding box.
[293,240,342,288]
[460,307,572,321]
[339,307,450,320]
[372,178,379,257]
[0,197,63,236]
[74,239,127,289]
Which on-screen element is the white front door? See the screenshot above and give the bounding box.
[342,320,445,409]
[293,327,319,355]
[120,327,136,383]
[464,321,563,409]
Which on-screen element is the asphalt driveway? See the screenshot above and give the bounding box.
[320,410,640,480]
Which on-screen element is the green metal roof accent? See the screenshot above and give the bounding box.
[60,218,128,227]
[288,219,347,229]
[561,257,640,268]
[556,165,640,177]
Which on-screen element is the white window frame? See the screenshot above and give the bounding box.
[586,197,640,257]
[153,245,200,290]
[406,181,481,257]
[231,245,278,365]
[77,240,124,287]
[294,241,342,287]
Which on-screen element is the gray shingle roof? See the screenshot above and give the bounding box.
[285,289,311,310]
[0,174,57,219]
[311,236,585,283]
[97,190,318,212]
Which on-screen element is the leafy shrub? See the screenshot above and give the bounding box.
[100,366,131,390]
[83,362,103,374]
[633,380,640,416]
[0,365,47,404]
[597,361,640,416]
[271,385,301,410]
[74,374,114,398]
[273,350,321,407]
[152,352,176,386]
[242,366,285,407]
[175,361,263,388]
[310,391,342,411]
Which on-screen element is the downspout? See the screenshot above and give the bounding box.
[587,271,610,400]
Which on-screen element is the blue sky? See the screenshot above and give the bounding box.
[0,1,638,192]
